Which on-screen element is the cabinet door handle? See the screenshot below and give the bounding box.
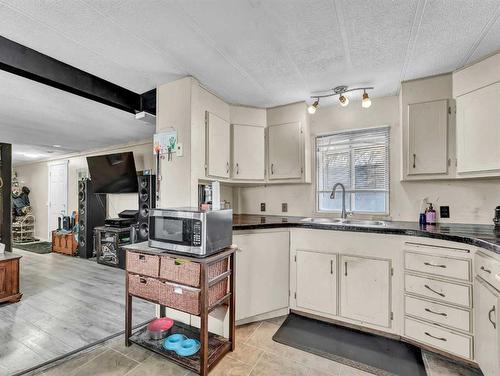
[236,163,239,175]
[424,284,445,297]
[330,260,334,275]
[424,262,447,268]
[424,332,447,342]
[413,153,416,169]
[344,261,347,276]
[480,266,492,274]
[226,161,230,174]
[271,163,274,175]
[425,308,448,317]
[489,305,496,329]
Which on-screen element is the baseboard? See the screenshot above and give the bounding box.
[236,307,289,326]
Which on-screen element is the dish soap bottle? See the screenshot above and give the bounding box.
[426,203,436,225]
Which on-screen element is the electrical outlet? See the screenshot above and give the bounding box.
[440,206,450,218]
[260,203,266,212]
[282,203,288,212]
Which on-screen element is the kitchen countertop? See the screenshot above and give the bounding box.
[233,214,500,255]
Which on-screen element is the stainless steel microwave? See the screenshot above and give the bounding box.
[148,207,232,257]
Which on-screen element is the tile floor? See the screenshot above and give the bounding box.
[29,315,479,376]
[0,248,156,375]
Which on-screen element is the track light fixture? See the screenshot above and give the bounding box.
[308,85,374,113]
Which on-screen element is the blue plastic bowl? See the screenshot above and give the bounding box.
[176,338,201,357]
[163,334,187,351]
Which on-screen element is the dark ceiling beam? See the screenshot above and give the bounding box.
[0,35,156,115]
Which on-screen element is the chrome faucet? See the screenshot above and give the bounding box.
[330,183,347,219]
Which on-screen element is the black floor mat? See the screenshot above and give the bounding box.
[13,241,52,254]
[272,313,426,376]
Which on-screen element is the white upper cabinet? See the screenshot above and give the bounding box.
[400,74,455,181]
[456,83,500,176]
[268,121,303,180]
[231,124,265,180]
[205,111,230,179]
[340,256,392,328]
[408,100,449,175]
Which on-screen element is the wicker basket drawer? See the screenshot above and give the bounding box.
[127,252,160,277]
[159,278,228,315]
[159,256,228,287]
[128,274,160,302]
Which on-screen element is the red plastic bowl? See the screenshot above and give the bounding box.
[146,317,174,340]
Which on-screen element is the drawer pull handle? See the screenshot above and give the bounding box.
[488,305,496,329]
[424,284,445,297]
[139,278,147,284]
[424,332,447,342]
[330,260,334,275]
[480,266,492,274]
[139,255,146,261]
[425,308,447,317]
[424,262,446,268]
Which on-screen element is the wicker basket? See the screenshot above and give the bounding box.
[158,278,228,315]
[127,252,159,277]
[159,256,228,287]
[128,274,160,302]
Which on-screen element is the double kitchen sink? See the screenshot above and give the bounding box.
[300,217,387,227]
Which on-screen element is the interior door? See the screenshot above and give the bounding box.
[48,162,68,239]
[268,122,302,180]
[475,277,500,376]
[408,99,448,175]
[206,111,230,179]
[296,250,337,315]
[340,255,391,327]
[232,124,265,180]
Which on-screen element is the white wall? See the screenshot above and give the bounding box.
[238,96,500,224]
[15,140,153,240]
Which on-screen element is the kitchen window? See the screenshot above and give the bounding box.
[316,126,390,214]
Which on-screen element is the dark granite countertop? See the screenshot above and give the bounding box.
[233,214,500,255]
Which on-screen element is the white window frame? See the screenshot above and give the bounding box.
[315,125,390,215]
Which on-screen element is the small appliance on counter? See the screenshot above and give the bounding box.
[494,206,500,228]
[148,207,232,257]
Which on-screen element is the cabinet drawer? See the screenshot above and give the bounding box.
[405,274,471,308]
[128,274,160,302]
[405,295,471,332]
[475,252,500,291]
[405,252,471,281]
[404,318,472,359]
[126,252,160,277]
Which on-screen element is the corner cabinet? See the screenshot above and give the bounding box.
[474,276,499,376]
[268,121,304,181]
[205,111,230,179]
[231,124,265,181]
[340,256,392,327]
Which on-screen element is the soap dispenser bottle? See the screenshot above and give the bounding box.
[426,203,436,225]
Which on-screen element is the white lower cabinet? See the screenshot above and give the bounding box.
[233,230,289,322]
[475,277,500,376]
[296,250,336,315]
[340,256,392,328]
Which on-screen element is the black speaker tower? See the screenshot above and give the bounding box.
[137,174,156,242]
[78,178,106,258]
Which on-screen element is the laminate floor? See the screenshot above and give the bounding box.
[0,249,155,376]
[29,316,479,376]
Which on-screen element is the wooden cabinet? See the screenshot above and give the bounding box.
[340,256,391,327]
[231,124,265,180]
[474,277,500,376]
[0,254,22,304]
[295,250,336,315]
[456,83,500,176]
[407,100,448,175]
[268,122,303,180]
[205,111,230,179]
[233,230,289,322]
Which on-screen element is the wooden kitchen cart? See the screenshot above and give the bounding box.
[124,243,236,376]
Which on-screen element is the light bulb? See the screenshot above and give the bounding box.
[307,99,319,114]
[362,92,371,108]
[339,95,349,107]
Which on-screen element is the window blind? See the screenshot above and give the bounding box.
[316,126,390,214]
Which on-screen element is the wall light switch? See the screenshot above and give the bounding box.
[260,203,266,212]
[176,143,183,157]
[282,203,288,212]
